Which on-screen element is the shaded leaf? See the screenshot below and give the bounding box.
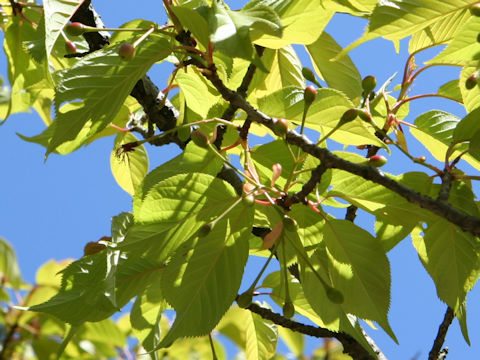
[157,197,254,348]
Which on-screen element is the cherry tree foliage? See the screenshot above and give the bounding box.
[1,0,480,359]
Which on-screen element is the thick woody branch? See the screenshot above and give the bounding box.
[246,303,382,360]
[201,65,480,237]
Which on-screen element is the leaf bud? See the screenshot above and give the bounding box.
[64,40,77,54]
[282,301,295,318]
[273,118,289,137]
[301,67,318,83]
[190,129,210,148]
[414,156,426,163]
[66,22,86,36]
[338,108,358,126]
[465,74,478,90]
[326,287,344,304]
[262,221,284,249]
[361,75,377,93]
[237,291,253,308]
[198,223,212,237]
[84,241,106,256]
[282,215,297,232]
[470,3,480,16]
[304,85,317,106]
[368,155,387,167]
[271,163,282,187]
[242,194,255,207]
[118,43,136,61]
[357,109,371,122]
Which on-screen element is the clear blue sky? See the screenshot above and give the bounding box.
[1,1,479,359]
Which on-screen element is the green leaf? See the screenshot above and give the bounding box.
[460,65,480,112]
[111,212,134,244]
[329,168,434,227]
[375,220,413,252]
[245,303,278,360]
[133,148,223,219]
[410,110,480,169]
[454,107,480,142]
[176,68,220,117]
[257,87,386,148]
[42,34,170,156]
[172,5,210,48]
[303,89,386,148]
[156,197,253,348]
[110,132,149,196]
[438,79,463,103]
[43,0,84,60]
[208,0,281,69]
[0,237,22,288]
[408,9,470,53]
[216,306,247,349]
[263,269,374,356]
[307,31,363,104]
[79,318,127,348]
[413,219,480,311]
[28,251,163,325]
[124,173,239,263]
[248,46,305,102]
[3,10,47,122]
[412,182,480,343]
[277,326,304,358]
[336,0,471,60]
[130,282,166,352]
[250,140,297,191]
[28,252,119,324]
[427,15,480,65]
[323,219,396,342]
[250,0,334,49]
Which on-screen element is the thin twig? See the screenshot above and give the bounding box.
[428,307,454,360]
[246,302,382,360]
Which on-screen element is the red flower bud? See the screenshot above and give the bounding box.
[66,22,86,36]
[368,155,387,167]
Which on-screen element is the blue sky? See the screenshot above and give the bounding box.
[1,1,479,359]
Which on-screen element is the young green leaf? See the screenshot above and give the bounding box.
[110,132,149,196]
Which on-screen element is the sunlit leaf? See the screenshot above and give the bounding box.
[110,132,149,196]
[41,34,170,156]
[307,31,363,104]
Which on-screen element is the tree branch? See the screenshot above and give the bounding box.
[428,307,454,360]
[199,63,480,237]
[246,302,383,360]
[428,171,455,360]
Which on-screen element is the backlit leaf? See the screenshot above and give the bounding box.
[156,196,253,348]
[42,34,170,156]
[110,132,149,196]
